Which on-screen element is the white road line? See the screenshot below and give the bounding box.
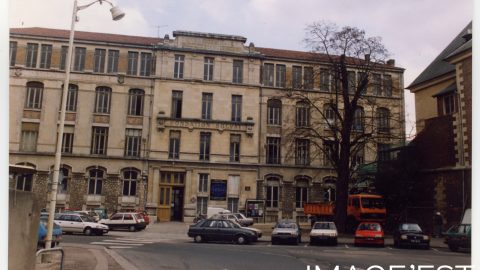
[105,239,154,244]
[114,238,155,242]
[388,247,393,250]
[108,246,134,249]
[345,244,349,249]
[432,248,439,252]
[267,244,272,247]
[304,243,309,247]
[90,242,143,246]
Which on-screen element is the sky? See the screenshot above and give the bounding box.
[8,0,474,138]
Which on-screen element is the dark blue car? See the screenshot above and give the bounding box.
[38,217,62,249]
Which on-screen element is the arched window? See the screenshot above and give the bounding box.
[295,177,309,208]
[25,81,43,109]
[353,107,364,131]
[88,168,104,195]
[322,177,337,202]
[59,166,71,194]
[128,89,144,116]
[94,86,112,114]
[267,99,282,125]
[377,108,390,133]
[296,101,310,127]
[122,169,138,196]
[265,176,280,208]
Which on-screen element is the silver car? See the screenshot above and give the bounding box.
[271,219,302,245]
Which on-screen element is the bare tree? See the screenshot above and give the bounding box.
[280,21,405,232]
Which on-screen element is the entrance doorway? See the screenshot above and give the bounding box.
[171,187,184,221]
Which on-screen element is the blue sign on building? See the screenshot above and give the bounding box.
[210,180,227,200]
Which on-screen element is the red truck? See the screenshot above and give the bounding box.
[304,194,386,231]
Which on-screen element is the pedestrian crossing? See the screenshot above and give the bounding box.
[90,237,156,249]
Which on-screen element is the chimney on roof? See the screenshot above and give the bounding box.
[462,29,472,42]
[365,54,370,62]
[248,42,255,53]
[164,34,170,40]
[387,59,395,67]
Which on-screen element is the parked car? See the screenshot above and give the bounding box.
[232,213,254,227]
[206,207,231,218]
[393,223,429,249]
[38,217,62,249]
[211,214,262,239]
[187,219,257,244]
[54,213,109,236]
[74,210,100,222]
[136,211,150,225]
[444,223,471,252]
[354,222,384,247]
[309,221,338,245]
[271,219,302,245]
[100,212,146,232]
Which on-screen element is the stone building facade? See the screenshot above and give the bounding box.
[9,27,405,222]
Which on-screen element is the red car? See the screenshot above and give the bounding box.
[354,222,384,247]
[136,211,150,225]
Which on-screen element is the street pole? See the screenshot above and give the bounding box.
[45,0,78,250]
[44,0,124,249]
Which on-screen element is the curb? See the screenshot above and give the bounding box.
[61,243,136,270]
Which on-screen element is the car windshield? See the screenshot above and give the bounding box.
[314,222,336,230]
[234,213,245,219]
[276,223,296,229]
[400,223,422,232]
[81,215,95,222]
[361,198,385,209]
[358,223,381,231]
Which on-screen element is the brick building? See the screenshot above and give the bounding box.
[407,22,472,227]
[9,27,405,222]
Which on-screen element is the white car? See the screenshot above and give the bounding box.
[54,213,109,236]
[232,213,254,227]
[100,212,146,232]
[309,221,338,245]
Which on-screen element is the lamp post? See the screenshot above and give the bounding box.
[45,0,125,249]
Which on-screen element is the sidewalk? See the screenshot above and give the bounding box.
[35,243,129,270]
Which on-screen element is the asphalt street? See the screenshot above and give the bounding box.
[61,232,471,270]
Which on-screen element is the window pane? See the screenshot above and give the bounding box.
[107,50,119,73]
[127,51,139,75]
[93,49,106,73]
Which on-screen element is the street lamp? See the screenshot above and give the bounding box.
[45,0,125,249]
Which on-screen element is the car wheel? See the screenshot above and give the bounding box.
[332,239,338,246]
[96,231,104,236]
[236,235,247,245]
[310,238,315,246]
[128,225,136,232]
[424,245,430,250]
[84,227,92,236]
[393,240,398,248]
[298,236,301,244]
[194,235,203,243]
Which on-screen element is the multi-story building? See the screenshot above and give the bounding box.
[9,27,405,222]
[407,22,472,226]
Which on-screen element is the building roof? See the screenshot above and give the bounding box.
[408,22,472,89]
[432,83,456,97]
[10,27,162,46]
[10,27,403,71]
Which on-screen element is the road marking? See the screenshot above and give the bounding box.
[108,246,133,249]
[345,244,349,249]
[105,239,154,244]
[114,238,155,242]
[304,243,309,247]
[432,248,439,252]
[387,247,393,250]
[90,242,143,246]
[268,244,272,247]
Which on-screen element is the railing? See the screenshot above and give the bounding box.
[36,247,64,270]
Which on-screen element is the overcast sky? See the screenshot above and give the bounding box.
[9,0,473,138]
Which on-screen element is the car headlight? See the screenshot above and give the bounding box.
[423,235,429,240]
[401,235,408,240]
